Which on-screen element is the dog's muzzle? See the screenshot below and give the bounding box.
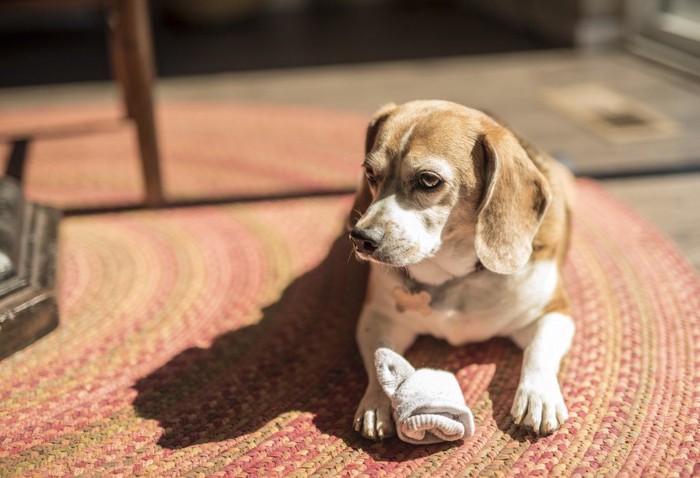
[350,227,383,256]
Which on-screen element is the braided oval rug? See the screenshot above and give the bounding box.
[1,183,698,477]
[1,103,699,476]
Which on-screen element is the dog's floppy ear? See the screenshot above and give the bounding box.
[346,103,396,230]
[475,123,551,274]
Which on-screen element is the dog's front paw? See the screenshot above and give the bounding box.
[511,374,568,435]
[354,388,395,440]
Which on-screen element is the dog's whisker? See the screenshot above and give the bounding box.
[351,208,364,221]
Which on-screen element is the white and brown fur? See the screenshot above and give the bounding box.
[348,100,575,439]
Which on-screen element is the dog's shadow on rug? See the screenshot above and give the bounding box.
[132,235,528,458]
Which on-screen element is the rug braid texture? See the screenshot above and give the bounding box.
[0,102,698,477]
[0,102,364,208]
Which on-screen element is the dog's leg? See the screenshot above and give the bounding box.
[509,312,574,434]
[354,310,417,440]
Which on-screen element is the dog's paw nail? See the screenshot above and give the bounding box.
[355,392,394,441]
[512,378,568,435]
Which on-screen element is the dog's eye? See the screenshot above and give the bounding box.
[417,172,443,190]
[365,166,378,185]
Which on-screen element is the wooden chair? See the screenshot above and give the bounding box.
[1,0,163,207]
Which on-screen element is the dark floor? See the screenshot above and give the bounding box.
[0,1,549,88]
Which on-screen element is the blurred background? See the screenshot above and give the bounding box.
[3,0,553,87]
[0,0,699,266]
[3,0,700,86]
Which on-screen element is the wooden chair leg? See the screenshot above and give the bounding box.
[109,0,163,207]
[107,2,134,119]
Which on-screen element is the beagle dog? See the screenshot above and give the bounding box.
[348,100,575,439]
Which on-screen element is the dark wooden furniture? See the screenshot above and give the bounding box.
[0,178,59,360]
[1,0,163,207]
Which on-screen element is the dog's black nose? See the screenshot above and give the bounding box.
[350,227,383,255]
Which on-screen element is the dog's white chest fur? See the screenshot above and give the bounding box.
[367,260,558,345]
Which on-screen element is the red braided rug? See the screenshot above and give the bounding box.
[0,102,365,208]
[0,103,699,476]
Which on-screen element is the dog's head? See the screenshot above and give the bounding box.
[348,100,551,275]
